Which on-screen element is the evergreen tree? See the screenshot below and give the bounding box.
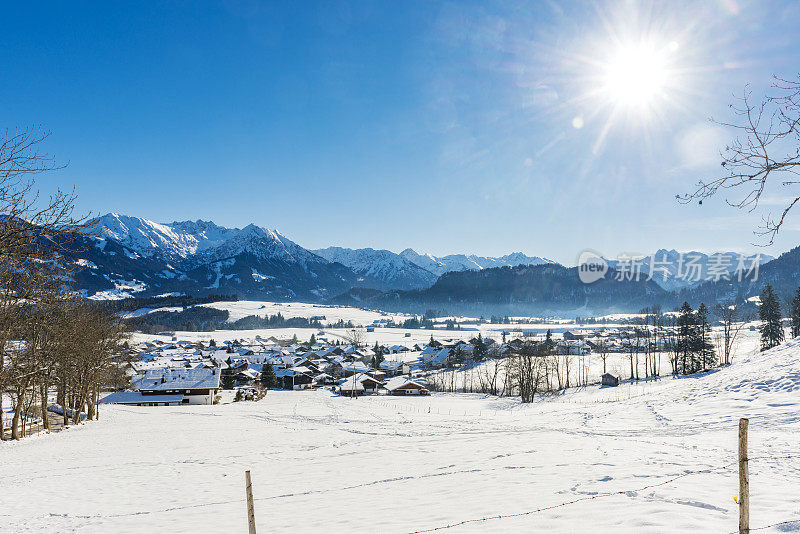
[291,334,298,344]
[209,338,216,348]
[309,333,316,346]
[759,284,784,351]
[545,329,553,347]
[221,358,235,390]
[451,345,464,366]
[474,334,487,361]
[259,364,277,389]
[676,302,695,375]
[790,286,800,338]
[372,342,385,369]
[695,303,716,370]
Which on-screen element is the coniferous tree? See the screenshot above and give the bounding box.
[372,342,385,369]
[790,287,800,338]
[677,302,695,375]
[695,303,716,370]
[259,363,277,389]
[221,360,235,390]
[474,334,487,361]
[759,284,784,351]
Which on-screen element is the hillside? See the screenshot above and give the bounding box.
[2,330,797,532]
[678,245,800,309]
[331,263,670,315]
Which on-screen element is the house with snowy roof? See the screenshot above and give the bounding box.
[103,367,221,406]
[137,367,220,405]
[275,367,314,390]
[422,348,451,368]
[340,361,370,377]
[420,346,439,357]
[338,373,385,396]
[385,376,429,396]
[379,360,406,376]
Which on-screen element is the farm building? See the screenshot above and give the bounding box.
[130,367,221,405]
[601,373,619,387]
[385,377,429,396]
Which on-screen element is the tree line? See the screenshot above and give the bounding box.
[0,127,129,440]
[125,308,328,334]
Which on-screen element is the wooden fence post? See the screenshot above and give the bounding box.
[739,418,749,534]
[245,470,257,534]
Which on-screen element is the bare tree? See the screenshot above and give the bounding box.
[678,76,800,243]
[477,345,503,395]
[597,338,609,375]
[0,127,114,440]
[714,302,748,366]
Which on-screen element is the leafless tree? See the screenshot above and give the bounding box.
[678,76,800,243]
[597,338,609,375]
[714,302,749,365]
[477,347,503,396]
[341,327,365,349]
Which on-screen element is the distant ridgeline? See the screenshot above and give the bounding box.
[64,214,800,316]
[324,252,797,317]
[328,264,668,316]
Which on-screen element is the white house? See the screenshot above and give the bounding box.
[385,376,429,396]
[132,367,221,405]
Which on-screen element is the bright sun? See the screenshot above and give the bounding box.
[602,42,673,109]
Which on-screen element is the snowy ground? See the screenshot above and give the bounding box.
[127,299,642,346]
[198,300,412,324]
[2,333,799,533]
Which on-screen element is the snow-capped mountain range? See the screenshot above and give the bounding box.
[96,214,320,267]
[76,214,359,300]
[69,214,559,299]
[399,248,555,276]
[64,213,776,302]
[312,247,439,290]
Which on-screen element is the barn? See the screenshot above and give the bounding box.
[601,373,619,387]
[385,376,429,396]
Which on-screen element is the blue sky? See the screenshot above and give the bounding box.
[3,1,800,264]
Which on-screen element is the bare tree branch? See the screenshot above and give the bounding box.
[677,75,800,244]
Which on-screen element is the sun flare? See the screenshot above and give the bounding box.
[603,43,670,109]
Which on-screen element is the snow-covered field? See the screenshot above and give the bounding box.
[199,300,411,324]
[2,331,799,533]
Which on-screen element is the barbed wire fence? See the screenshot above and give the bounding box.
[405,454,799,533]
[60,412,797,533]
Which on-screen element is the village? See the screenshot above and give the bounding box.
[98,318,705,409]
